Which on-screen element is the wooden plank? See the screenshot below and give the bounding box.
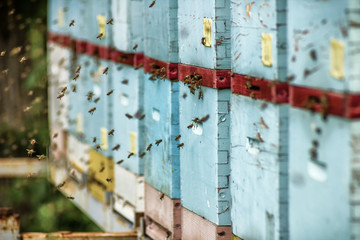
[182,207,231,240]
[144,76,180,199]
[179,0,231,69]
[287,0,360,93]
[180,85,231,225]
[113,164,144,224]
[289,107,357,240]
[230,94,288,240]
[145,184,181,240]
[49,164,133,232]
[0,158,46,178]
[22,232,137,240]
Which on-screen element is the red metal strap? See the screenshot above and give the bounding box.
[48,33,71,47]
[290,85,360,119]
[75,40,87,54]
[231,74,289,103]
[144,56,178,80]
[178,64,230,89]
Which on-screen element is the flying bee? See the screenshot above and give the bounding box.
[139,152,146,158]
[95,144,101,151]
[177,143,184,149]
[75,65,81,73]
[256,132,264,143]
[122,79,128,84]
[139,114,145,120]
[87,92,94,101]
[30,139,37,145]
[96,33,104,39]
[88,107,96,115]
[125,113,133,119]
[69,20,75,27]
[260,117,269,129]
[128,152,134,158]
[133,44,138,50]
[187,123,194,129]
[192,117,199,123]
[159,193,165,200]
[53,133,58,138]
[73,74,79,80]
[36,154,46,160]
[149,1,156,8]
[57,93,65,100]
[175,135,181,141]
[146,144,152,151]
[72,85,77,92]
[106,178,112,183]
[106,89,114,96]
[155,139,162,146]
[93,97,100,103]
[26,149,35,157]
[183,93,187,99]
[134,64,143,70]
[199,114,210,123]
[1,51,6,56]
[20,56,27,63]
[106,18,113,25]
[112,144,120,151]
[60,86,67,93]
[67,196,75,200]
[201,37,206,46]
[103,67,109,75]
[116,160,124,165]
[108,129,115,135]
[92,137,97,143]
[57,181,66,189]
[99,166,105,172]
[198,90,203,100]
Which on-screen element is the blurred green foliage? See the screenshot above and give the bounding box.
[0,0,49,157]
[0,178,103,232]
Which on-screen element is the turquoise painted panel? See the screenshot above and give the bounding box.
[144,74,180,199]
[86,57,113,158]
[144,0,178,62]
[112,0,144,53]
[67,54,92,141]
[231,0,287,80]
[111,63,145,175]
[179,84,231,225]
[289,107,360,240]
[230,94,288,240]
[66,0,92,41]
[48,0,68,34]
[288,0,360,92]
[86,0,113,46]
[178,0,231,69]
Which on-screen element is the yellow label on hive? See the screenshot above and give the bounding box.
[232,234,244,240]
[97,15,106,38]
[202,18,212,47]
[76,113,83,133]
[130,132,137,154]
[330,39,345,80]
[57,8,65,27]
[101,128,108,150]
[262,33,272,67]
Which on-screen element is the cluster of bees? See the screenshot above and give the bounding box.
[183,72,203,100]
[149,64,166,80]
[302,94,329,120]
